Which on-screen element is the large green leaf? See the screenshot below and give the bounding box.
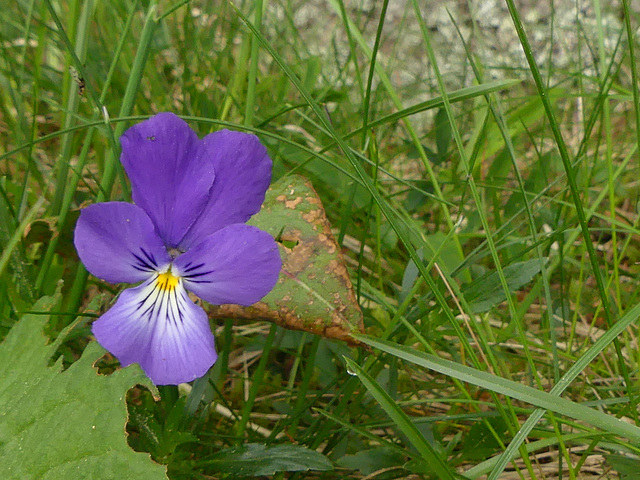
[204,443,333,476]
[0,295,167,480]
[208,175,363,345]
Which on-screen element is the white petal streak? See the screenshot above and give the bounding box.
[92,274,218,385]
[137,274,185,329]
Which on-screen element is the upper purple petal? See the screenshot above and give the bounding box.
[178,130,272,249]
[174,224,281,306]
[120,113,216,248]
[92,277,218,385]
[74,202,171,284]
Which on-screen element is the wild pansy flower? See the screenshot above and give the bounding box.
[74,113,282,385]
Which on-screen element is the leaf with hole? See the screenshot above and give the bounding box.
[208,175,363,345]
[0,294,167,480]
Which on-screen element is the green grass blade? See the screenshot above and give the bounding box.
[235,323,277,440]
[464,433,603,479]
[45,0,95,214]
[343,358,458,479]
[243,0,263,126]
[621,0,640,172]
[354,333,640,443]
[360,0,388,147]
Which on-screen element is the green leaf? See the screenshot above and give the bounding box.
[605,454,640,480]
[205,443,333,476]
[24,210,80,260]
[337,447,406,476]
[460,417,508,461]
[208,175,363,345]
[0,295,168,480]
[463,259,546,313]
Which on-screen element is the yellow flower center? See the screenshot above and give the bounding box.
[157,270,180,292]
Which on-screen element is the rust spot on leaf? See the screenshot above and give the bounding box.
[302,208,322,224]
[285,197,303,209]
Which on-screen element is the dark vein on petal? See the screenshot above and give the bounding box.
[137,276,160,308]
[181,262,205,273]
[183,269,215,279]
[140,247,158,268]
[131,252,154,271]
[174,287,184,324]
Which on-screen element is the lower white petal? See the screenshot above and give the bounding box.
[92,274,217,385]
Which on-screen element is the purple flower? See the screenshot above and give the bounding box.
[74,113,282,385]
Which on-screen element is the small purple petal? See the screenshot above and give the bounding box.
[92,276,218,385]
[120,112,216,247]
[74,202,171,284]
[174,224,281,306]
[179,130,272,249]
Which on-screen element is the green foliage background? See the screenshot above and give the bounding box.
[2,0,640,478]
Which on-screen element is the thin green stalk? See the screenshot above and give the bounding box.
[287,334,318,436]
[286,333,307,392]
[35,128,95,293]
[220,3,253,122]
[355,131,381,299]
[360,0,388,147]
[0,197,44,280]
[244,0,263,125]
[15,0,43,218]
[49,0,94,215]
[212,319,234,390]
[621,0,640,172]
[335,0,364,99]
[236,323,278,440]
[601,2,619,309]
